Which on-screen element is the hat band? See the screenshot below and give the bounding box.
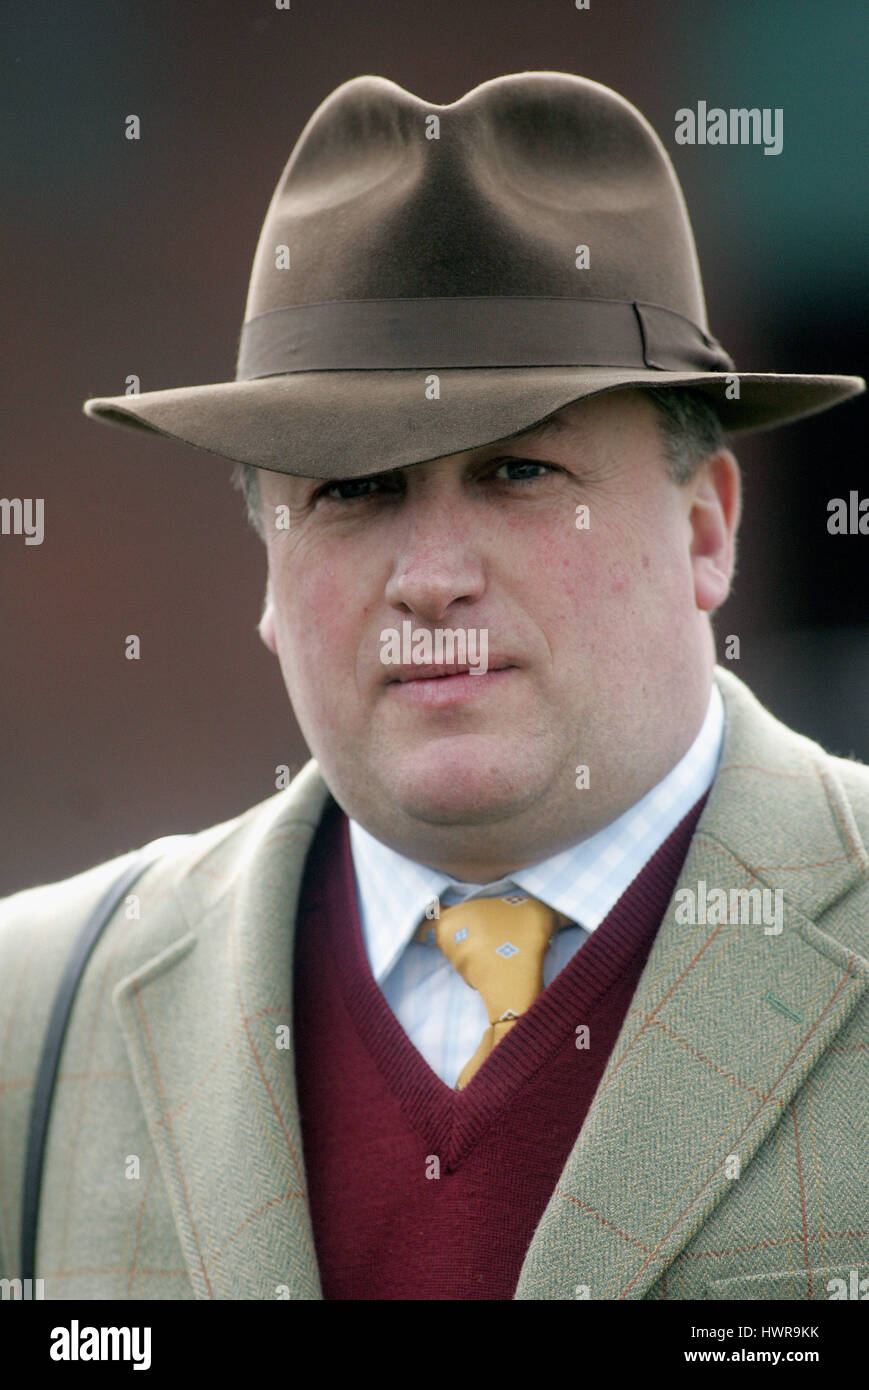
[235,296,734,380]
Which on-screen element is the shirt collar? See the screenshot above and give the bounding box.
[349,682,724,984]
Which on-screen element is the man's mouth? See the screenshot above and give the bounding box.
[388,661,514,683]
[383,661,519,708]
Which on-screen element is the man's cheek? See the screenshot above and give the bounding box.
[280,599,361,694]
[546,539,614,610]
[278,567,346,641]
[285,616,350,673]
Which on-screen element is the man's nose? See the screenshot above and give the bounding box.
[384,503,487,622]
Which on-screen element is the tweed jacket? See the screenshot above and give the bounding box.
[1,667,868,1301]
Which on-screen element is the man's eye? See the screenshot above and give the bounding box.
[314,461,554,503]
[492,459,555,482]
[318,476,387,501]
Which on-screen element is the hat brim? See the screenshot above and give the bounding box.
[83,368,865,480]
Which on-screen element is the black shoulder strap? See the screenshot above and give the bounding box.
[20,846,162,1281]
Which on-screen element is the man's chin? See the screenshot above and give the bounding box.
[380,750,549,827]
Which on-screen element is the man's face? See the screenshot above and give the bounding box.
[258,388,739,879]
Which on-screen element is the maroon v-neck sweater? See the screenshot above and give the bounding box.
[293,795,707,1300]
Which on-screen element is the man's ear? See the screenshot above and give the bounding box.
[258,579,278,655]
[688,449,742,613]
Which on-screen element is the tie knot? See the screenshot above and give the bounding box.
[416,893,563,1003]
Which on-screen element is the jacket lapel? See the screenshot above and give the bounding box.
[516,669,869,1299]
[113,762,332,1300]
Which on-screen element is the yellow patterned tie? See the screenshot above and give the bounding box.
[415,894,568,1089]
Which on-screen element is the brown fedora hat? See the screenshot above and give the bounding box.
[83,72,864,480]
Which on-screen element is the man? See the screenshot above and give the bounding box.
[1,72,867,1301]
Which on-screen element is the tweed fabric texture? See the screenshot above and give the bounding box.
[0,671,867,1299]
